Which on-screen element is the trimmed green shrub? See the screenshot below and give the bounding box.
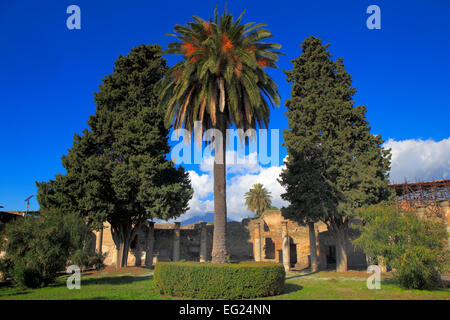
[154,261,285,299]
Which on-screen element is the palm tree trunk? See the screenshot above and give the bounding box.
[211,110,227,264]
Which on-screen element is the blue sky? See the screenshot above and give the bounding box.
[1,0,449,214]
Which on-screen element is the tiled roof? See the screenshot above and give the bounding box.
[0,211,40,217]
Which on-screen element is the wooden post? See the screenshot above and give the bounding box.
[254,222,262,262]
[200,222,207,262]
[173,222,181,262]
[145,222,155,267]
[281,221,290,271]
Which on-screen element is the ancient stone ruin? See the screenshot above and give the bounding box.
[94,193,450,270]
[95,210,368,270]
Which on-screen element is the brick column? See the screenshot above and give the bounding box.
[416,205,426,218]
[173,222,181,262]
[438,200,450,250]
[200,222,207,262]
[145,222,155,267]
[95,226,103,255]
[281,221,290,271]
[261,229,266,260]
[254,222,262,262]
[378,256,387,273]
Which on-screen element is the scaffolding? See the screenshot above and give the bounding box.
[389,179,450,216]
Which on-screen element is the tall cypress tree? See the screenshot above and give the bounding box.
[279,36,392,272]
[37,44,193,267]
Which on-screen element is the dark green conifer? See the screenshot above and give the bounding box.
[279,36,392,272]
[37,45,193,267]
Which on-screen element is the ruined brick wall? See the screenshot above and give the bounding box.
[317,228,367,269]
[100,220,254,266]
[247,210,328,269]
[248,210,366,269]
[101,222,118,266]
[99,210,368,269]
[227,220,253,260]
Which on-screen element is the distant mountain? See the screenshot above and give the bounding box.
[153,212,247,226]
[181,212,215,226]
[181,212,236,226]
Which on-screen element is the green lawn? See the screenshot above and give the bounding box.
[0,268,448,300]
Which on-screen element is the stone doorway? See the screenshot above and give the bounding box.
[326,245,336,268]
[289,242,297,267]
[264,237,275,259]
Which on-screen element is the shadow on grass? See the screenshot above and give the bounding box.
[380,278,450,292]
[286,270,319,280]
[283,283,303,294]
[0,290,30,298]
[0,274,154,295]
[70,274,154,287]
[381,278,396,285]
[73,296,109,300]
[0,280,12,289]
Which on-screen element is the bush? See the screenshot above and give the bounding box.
[12,260,43,289]
[0,209,103,288]
[71,250,106,271]
[395,246,443,290]
[154,261,285,299]
[355,203,449,290]
[0,256,13,281]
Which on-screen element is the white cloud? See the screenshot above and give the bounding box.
[225,163,288,221]
[199,150,261,174]
[177,137,450,224]
[384,138,450,183]
[177,153,288,223]
[187,170,213,198]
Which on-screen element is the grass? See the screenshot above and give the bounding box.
[0,267,449,300]
[266,271,450,300]
[0,267,166,300]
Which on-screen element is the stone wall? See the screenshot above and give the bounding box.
[248,210,366,270]
[97,210,370,270]
[98,219,254,266]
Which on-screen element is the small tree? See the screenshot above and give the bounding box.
[0,209,94,288]
[37,45,193,267]
[279,36,392,272]
[355,204,449,290]
[245,183,272,218]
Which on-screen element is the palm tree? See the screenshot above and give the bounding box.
[245,183,272,218]
[158,6,281,263]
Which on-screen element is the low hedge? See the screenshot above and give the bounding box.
[154,261,285,299]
